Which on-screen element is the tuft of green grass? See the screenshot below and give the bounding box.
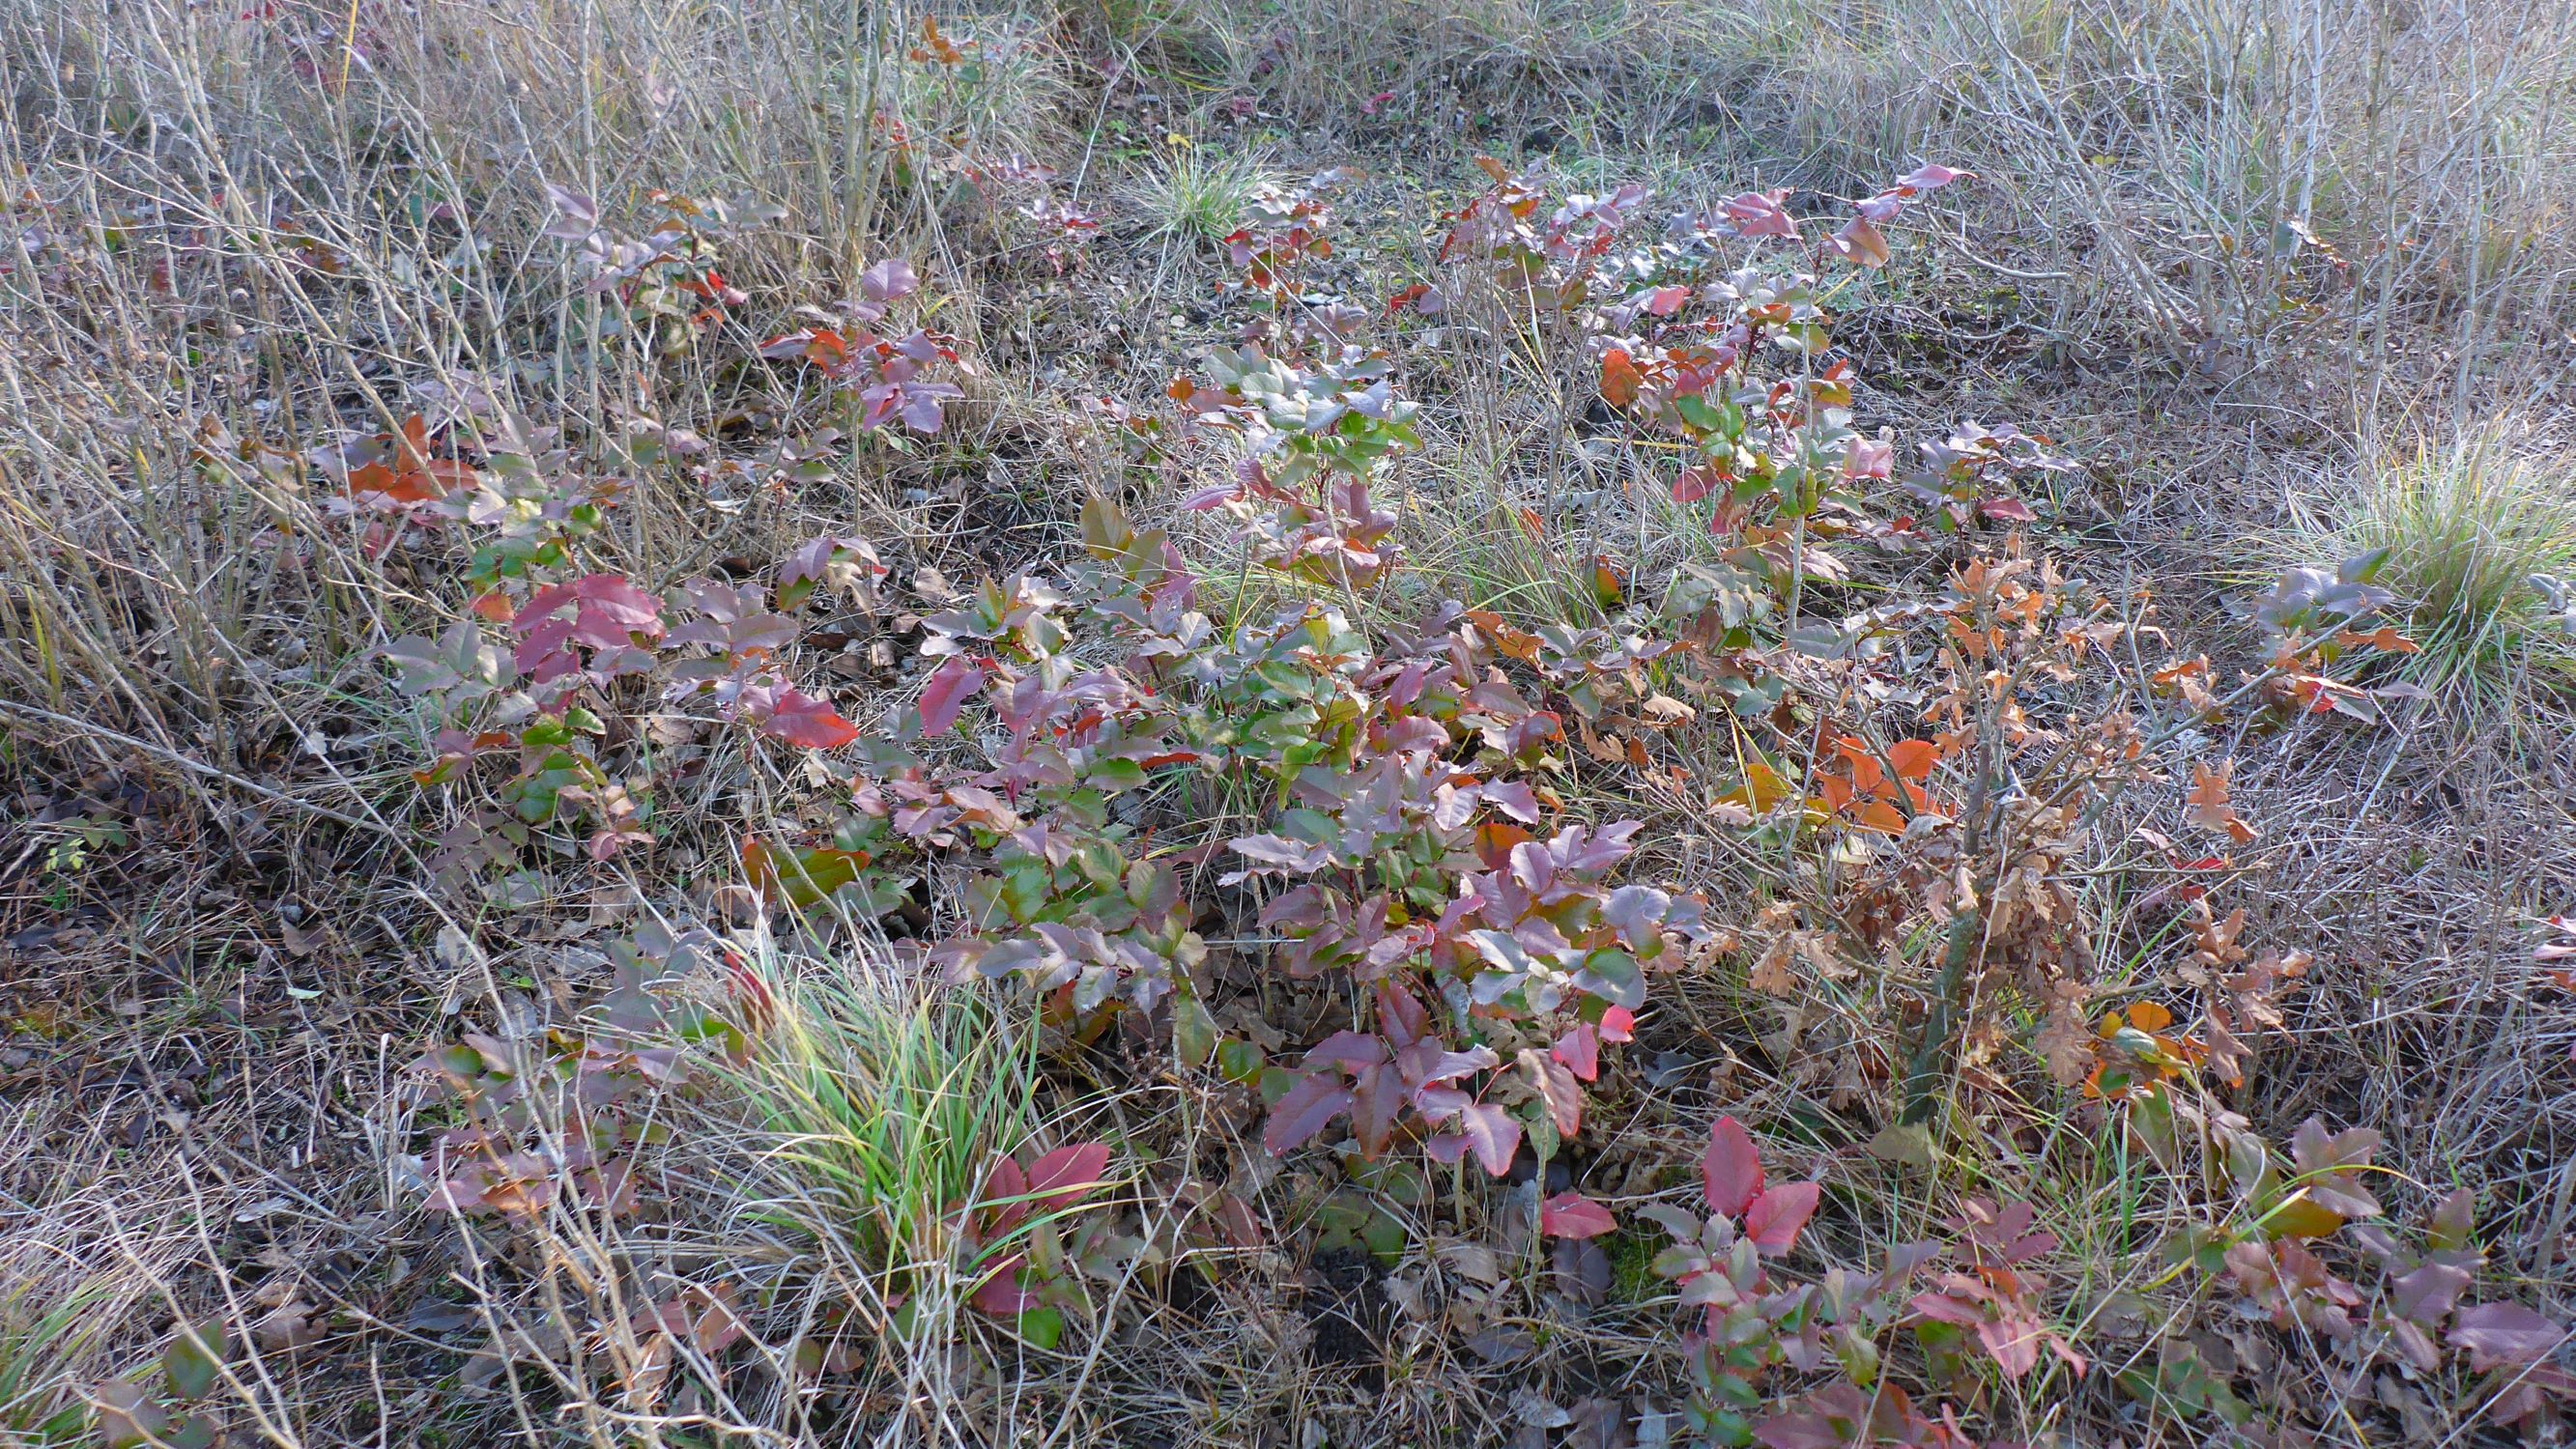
[713,953,1044,1341]
[2286,430,2576,714]
[1127,146,1272,252]
[0,1280,96,1440]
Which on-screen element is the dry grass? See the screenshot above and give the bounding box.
[6,0,2576,1444]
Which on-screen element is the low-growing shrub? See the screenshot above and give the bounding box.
[312,149,2490,1445]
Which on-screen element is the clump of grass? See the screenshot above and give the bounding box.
[2289,429,2576,712]
[713,952,1043,1347]
[1127,146,1271,252]
[0,1281,95,1441]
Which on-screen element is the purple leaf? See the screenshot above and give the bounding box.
[1227,834,1328,873]
[1302,1030,1388,1069]
[2391,1261,2474,1327]
[901,388,947,434]
[540,182,598,241]
[2447,1302,2564,1371]
[1601,885,1673,951]
[859,257,919,303]
[1481,780,1542,823]
[1263,1073,1354,1156]
[1395,1041,1496,1086]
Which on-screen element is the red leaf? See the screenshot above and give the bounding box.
[1025,1143,1112,1214]
[1375,982,1432,1047]
[516,574,664,651]
[983,1156,1029,1233]
[567,573,664,628]
[1829,215,1890,269]
[1522,1048,1582,1137]
[762,688,859,749]
[1899,163,1970,192]
[1454,1101,1522,1178]
[1552,1023,1601,1082]
[971,1255,1034,1316]
[1908,1291,1984,1326]
[1349,1063,1402,1156]
[1977,497,2036,523]
[1704,1116,1763,1218]
[739,835,781,901]
[1540,1192,1617,1239]
[2186,759,2258,845]
[1745,1181,1819,1255]
[349,460,438,504]
[1722,189,1800,241]
[1974,1313,2043,1378]
[1263,1073,1353,1156]
[1599,1006,1636,1042]
[919,656,984,737]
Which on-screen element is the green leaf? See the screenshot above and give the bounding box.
[1360,1207,1408,1263]
[1086,756,1147,792]
[1216,1038,1267,1086]
[162,1320,227,1401]
[1527,1108,1560,1164]
[1000,865,1049,923]
[1016,1306,1066,1350]
[1172,997,1218,1068]
[1253,1064,1296,1104]
[1572,949,1644,1009]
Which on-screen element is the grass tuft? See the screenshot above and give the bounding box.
[2288,428,2576,713]
[1126,146,1271,252]
[712,949,1045,1345]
